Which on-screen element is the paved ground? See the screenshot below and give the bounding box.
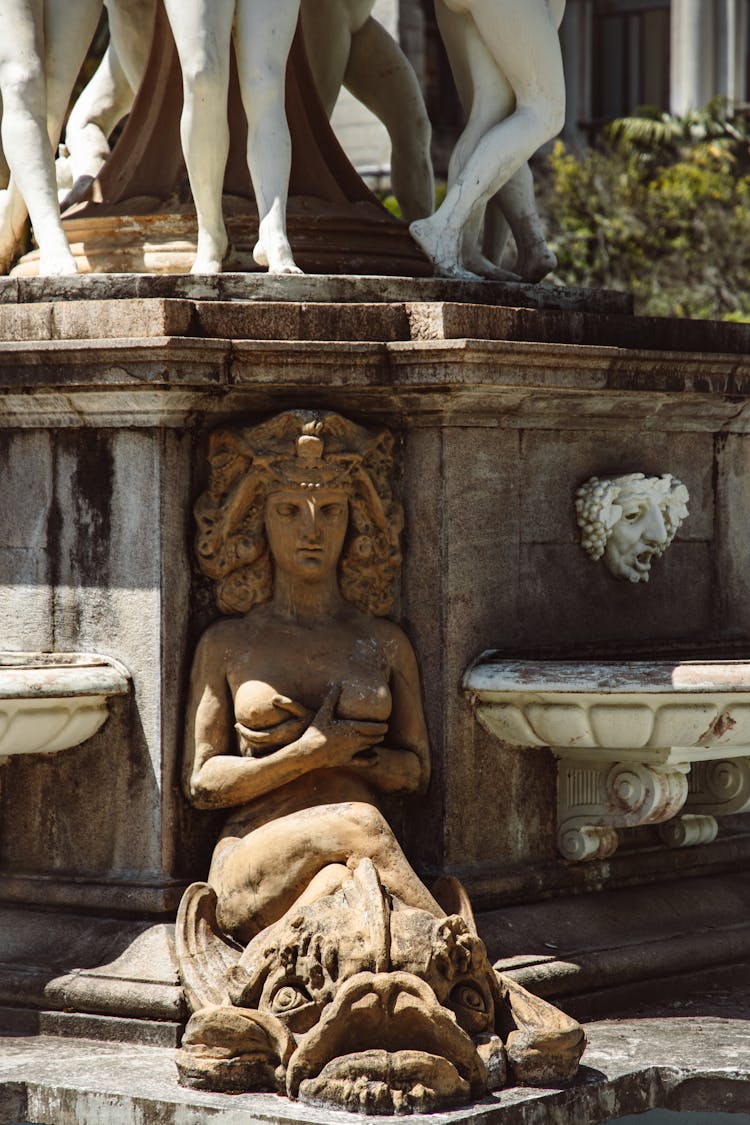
[1,974,749,1125]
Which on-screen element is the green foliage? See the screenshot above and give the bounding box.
[536,101,750,320]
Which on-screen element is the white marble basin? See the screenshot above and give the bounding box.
[464,655,750,861]
[464,658,750,764]
[0,653,130,758]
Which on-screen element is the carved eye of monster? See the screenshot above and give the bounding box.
[271,982,311,1013]
[268,980,322,1034]
[449,982,492,1035]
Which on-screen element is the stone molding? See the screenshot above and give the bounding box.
[2,331,750,432]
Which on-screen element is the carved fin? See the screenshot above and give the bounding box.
[175,882,243,1012]
[494,971,585,1086]
[351,858,391,974]
[432,876,478,934]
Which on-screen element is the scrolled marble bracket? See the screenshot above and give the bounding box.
[0,652,130,760]
[657,755,750,849]
[557,759,690,861]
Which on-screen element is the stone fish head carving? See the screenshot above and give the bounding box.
[176,860,584,1114]
[575,472,689,583]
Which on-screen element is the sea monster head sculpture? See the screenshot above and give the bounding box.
[175,861,584,1114]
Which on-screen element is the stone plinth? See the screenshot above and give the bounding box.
[2,979,750,1123]
[2,275,750,1045]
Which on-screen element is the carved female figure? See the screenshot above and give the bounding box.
[0,0,103,274]
[186,410,441,942]
[179,410,585,1110]
[410,0,565,280]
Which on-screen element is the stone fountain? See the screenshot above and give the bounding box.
[0,652,129,759]
[464,656,750,860]
[1,2,750,1123]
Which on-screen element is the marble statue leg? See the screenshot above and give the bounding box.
[300,1,433,223]
[490,0,565,282]
[0,95,8,190]
[412,0,564,280]
[209,802,445,944]
[299,0,351,115]
[62,44,131,197]
[104,0,155,90]
[63,0,154,200]
[0,0,102,275]
[301,2,434,223]
[232,0,302,274]
[343,17,434,223]
[495,164,558,282]
[434,0,518,281]
[163,0,234,274]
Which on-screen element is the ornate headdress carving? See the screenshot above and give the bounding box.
[194,411,403,616]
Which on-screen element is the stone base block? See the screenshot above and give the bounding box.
[1,1004,749,1124]
[0,908,183,1036]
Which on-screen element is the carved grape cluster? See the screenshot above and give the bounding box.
[574,476,619,560]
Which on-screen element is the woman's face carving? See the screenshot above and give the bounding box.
[265,488,349,580]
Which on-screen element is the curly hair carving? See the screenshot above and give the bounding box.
[194,411,404,617]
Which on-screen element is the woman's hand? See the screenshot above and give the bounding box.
[235,695,313,757]
[300,685,388,767]
[348,746,424,794]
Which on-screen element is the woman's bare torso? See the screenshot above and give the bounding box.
[218,605,395,838]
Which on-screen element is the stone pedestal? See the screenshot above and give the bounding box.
[1,274,750,1057]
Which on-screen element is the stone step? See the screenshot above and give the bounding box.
[1,295,750,356]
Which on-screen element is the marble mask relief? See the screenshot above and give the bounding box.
[575,473,689,583]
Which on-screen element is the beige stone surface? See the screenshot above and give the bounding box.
[171,409,582,1109]
[1,280,750,1030]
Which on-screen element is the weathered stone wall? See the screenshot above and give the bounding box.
[1,278,749,923]
[0,426,194,914]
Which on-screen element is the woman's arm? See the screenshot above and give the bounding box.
[184,625,388,809]
[349,622,431,796]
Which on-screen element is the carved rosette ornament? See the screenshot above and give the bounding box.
[575,473,689,582]
[176,411,584,1113]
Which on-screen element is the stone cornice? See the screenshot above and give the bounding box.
[1,331,750,431]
